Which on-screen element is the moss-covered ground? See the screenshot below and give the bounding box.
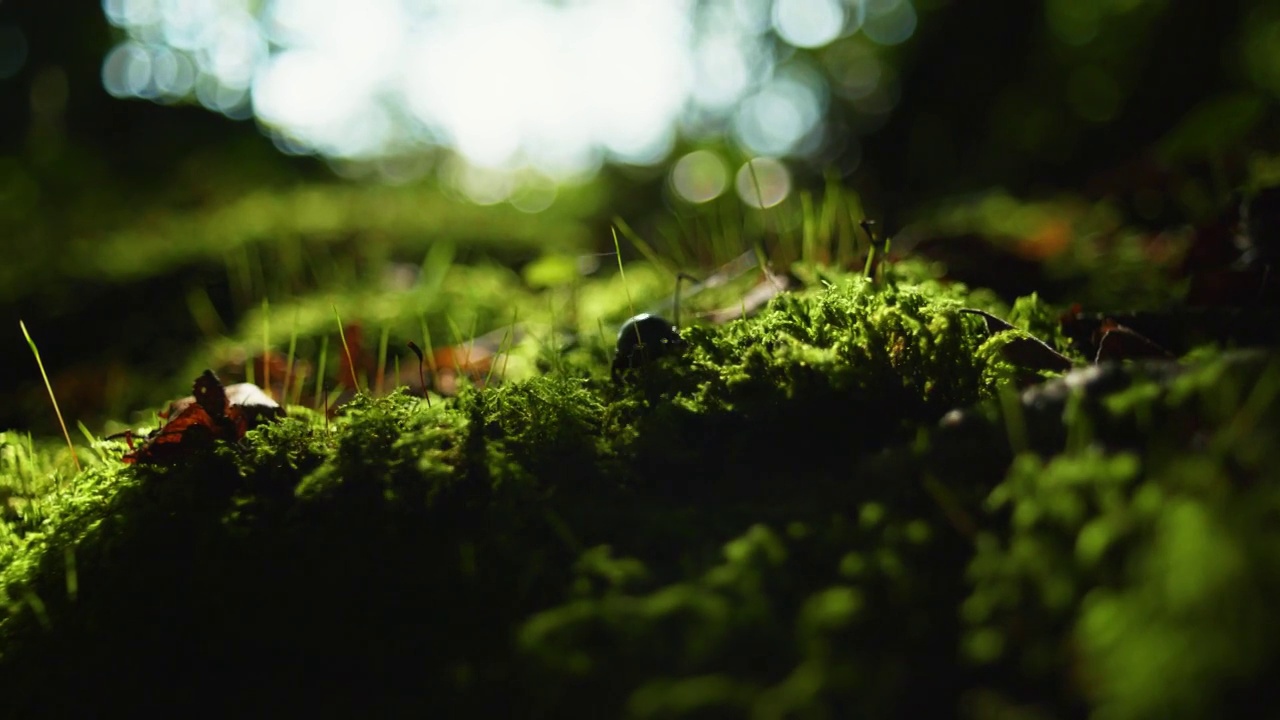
[4,193,1280,717]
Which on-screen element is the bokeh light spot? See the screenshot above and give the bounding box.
[734,65,827,156]
[510,175,559,214]
[97,0,906,194]
[102,42,154,98]
[152,46,197,98]
[103,0,162,28]
[671,150,729,203]
[862,0,917,46]
[773,0,845,49]
[735,157,792,208]
[449,159,518,206]
[692,33,752,109]
[732,0,773,34]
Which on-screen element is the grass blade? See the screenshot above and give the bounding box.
[19,320,80,473]
[333,304,360,392]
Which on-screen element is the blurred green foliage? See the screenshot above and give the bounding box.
[4,0,1279,430]
[965,353,1280,718]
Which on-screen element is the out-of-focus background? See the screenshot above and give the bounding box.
[3,0,1278,433]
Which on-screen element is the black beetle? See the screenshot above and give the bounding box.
[611,273,695,383]
[612,313,684,382]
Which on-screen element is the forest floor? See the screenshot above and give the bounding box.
[2,184,1279,718]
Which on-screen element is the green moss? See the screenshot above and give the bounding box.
[518,508,972,718]
[1007,292,1083,361]
[963,351,1280,717]
[1,262,1276,716]
[605,275,1001,508]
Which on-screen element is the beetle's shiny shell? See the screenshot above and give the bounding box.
[612,313,683,381]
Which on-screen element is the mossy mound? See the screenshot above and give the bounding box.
[2,273,1278,717]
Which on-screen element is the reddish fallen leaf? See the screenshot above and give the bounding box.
[159,380,276,421]
[122,370,282,465]
[432,323,537,395]
[430,343,495,395]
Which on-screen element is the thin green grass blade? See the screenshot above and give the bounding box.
[19,320,80,474]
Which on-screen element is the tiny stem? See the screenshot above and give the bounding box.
[19,320,80,473]
[313,335,329,409]
[375,325,389,396]
[612,226,642,348]
[611,226,637,320]
[489,309,518,387]
[860,219,877,280]
[262,297,270,396]
[333,305,359,392]
[283,313,298,405]
[674,272,697,330]
[407,340,431,407]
